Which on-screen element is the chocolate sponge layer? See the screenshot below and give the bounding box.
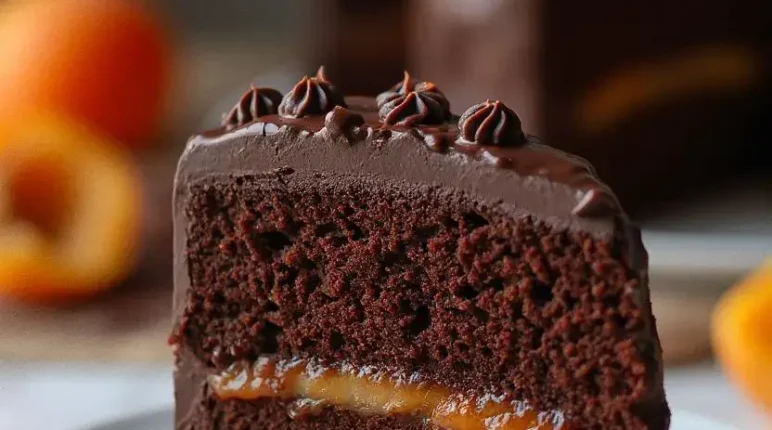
[172,172,667,429]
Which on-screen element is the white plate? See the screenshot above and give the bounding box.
[84,408,735,430]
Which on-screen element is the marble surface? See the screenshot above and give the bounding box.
[0,361,766,430]
[0,362,172,430]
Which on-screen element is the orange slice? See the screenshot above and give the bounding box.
[712,258,772,416]
[0,114,141,303]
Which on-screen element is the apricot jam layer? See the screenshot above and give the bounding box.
[209,357,566,430]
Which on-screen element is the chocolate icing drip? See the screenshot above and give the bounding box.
[279,67,346,118]
[222,86,283,130]
[378,91,451,126]
[324,106,366,143]
[458,100,526,147]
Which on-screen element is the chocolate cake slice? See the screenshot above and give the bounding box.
[171,69,670,429]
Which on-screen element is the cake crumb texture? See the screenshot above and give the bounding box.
[173,173,666,429]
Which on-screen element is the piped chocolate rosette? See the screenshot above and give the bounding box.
[222,86,283,130]
[457,100,526,147]
[279,66,347,118]
[376,72,451,126]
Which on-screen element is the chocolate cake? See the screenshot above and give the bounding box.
[171,69,670,429]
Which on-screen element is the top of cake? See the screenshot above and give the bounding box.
[181,68,631,244]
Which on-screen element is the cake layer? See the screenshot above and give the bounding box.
[210,356,564,430]
[172,173,664,429]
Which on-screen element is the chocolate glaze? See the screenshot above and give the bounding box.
[190,96,621,230]
[173,95,664,428]
[323,106,366,143]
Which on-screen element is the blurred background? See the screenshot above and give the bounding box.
[0,0,769,428]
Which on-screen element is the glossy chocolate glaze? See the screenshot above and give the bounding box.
[193,96,622,224]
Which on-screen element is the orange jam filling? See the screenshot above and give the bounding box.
[209,358,566,430]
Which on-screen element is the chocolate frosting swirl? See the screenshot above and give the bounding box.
[222,86,282,129]
[458,100,526,147]
[375,72,443,104]
[378,91,451,126]
[387,71,417,94]
[375,71,449,113]
[279,66,346,118]
[376,72,451,126]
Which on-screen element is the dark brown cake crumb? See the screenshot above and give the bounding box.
[172,173,666,429]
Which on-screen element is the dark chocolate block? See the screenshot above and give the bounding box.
[171,75,669,429]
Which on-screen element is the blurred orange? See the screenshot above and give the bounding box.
[0,0,172,147]
[577,45,760,133]
[712,258,772,416]
[0,114,141,304]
